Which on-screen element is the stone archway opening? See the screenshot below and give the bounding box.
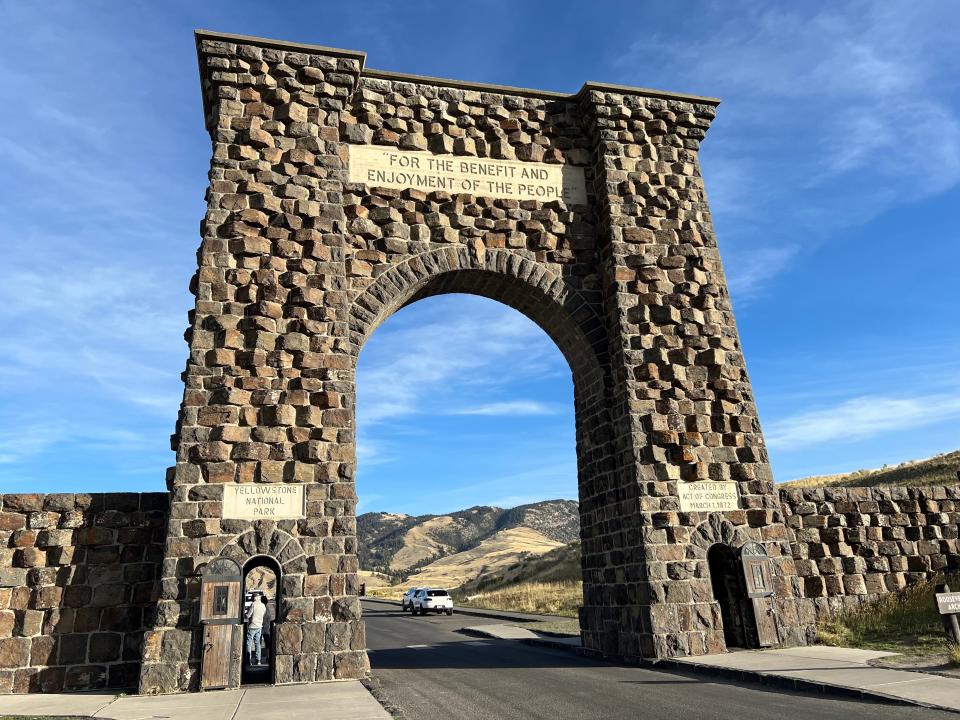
[352,261,614,646]
[707,543,756,650]
[354,291,592,592]
[242,555,281,685]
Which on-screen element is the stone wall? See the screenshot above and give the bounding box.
[0,493,166,693]
[781,486,960,617]
[2,483,960,693]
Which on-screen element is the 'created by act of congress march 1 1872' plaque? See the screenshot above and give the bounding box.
[677,481,740,512]
[348,145,587,204]
[222,485,306,520]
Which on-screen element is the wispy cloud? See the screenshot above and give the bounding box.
[617,1,960,295]
[765,393,960,450]
[357,296,568,426]
[451,400,557,417]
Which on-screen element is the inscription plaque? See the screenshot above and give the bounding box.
[677,481,740,512]
[348,145,587,204]
[936,592,960,615]
[222,484,306,520]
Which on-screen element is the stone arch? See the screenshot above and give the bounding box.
[347,246,618,650]
[347,245,608,383]
[688,513,752,559]
[218,522,308,577]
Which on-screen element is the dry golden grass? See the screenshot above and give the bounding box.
[364,585,406,600]
[817,577,953,655]
[399,527,566,589]
[514,618,581,636]
[949,644,960,667]
[782,474,848,488]
[358,570,392,588]
[783,450,960,488]
[389,515,457,571]
[457,580,582,617]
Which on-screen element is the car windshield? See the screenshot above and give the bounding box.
[427,590,448,596]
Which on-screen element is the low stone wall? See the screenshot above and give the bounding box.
[780,486,960,617]
[0,492,166,693]
[3,484,960,693]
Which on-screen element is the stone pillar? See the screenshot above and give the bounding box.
[579,87,813,658]
[138,34,369,693]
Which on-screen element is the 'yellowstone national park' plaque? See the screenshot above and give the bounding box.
[348,145,587,204]
[222,484,306,520]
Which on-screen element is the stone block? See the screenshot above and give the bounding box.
[0,568,28,588]
[333,650,367,679]
[64,664,107,691]
[276,623,302,655]
[0,637,30,668]
[89,632,122,662]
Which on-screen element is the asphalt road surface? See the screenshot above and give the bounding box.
[361,598,952,720]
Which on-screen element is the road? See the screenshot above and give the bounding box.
[361,599,952,720]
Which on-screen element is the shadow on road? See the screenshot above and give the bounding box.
[364,608,412,618]
[368,638,591,670]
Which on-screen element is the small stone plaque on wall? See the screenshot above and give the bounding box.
[222,484,306,520]
[348,145,588,204]
[677,481,740,512]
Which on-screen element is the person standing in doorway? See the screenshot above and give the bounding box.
[260,595,273,665]
[245,592,267,666]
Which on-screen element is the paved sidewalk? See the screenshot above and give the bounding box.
[0,680,390,719]
[670,645,960,713]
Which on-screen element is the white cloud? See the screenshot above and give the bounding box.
[724,245,799,298]
[451,400,557,417]
[617,1,960,295]
[765,394,960,450]
[357,296,567,426]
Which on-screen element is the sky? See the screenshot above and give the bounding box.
[1,1,958,515]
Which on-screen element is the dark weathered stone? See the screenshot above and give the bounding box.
[0,639,31,669]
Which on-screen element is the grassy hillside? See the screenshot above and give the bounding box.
[358,499,579,580]
[783,450,960,488]
[398,526,566,590]
[456,540,581,596]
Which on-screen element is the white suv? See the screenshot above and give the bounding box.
[401,587,422,611]
[410,588,454,615]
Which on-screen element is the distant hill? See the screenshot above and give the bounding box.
[782,450,960,489]
[358,452,960,601]
[358,499,579,588]
[455,540,582,597]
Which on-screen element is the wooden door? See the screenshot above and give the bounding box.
[201,623,233,690]
[751,597,779,647]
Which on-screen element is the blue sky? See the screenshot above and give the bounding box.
[1,1,958,515]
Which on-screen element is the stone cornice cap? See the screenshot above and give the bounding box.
[193,29,721,113]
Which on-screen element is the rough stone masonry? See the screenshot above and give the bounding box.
[2,30,955,696]
[135,29,813,693]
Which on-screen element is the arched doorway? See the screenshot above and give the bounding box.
[349,257,615,651]
[242,556,280,685]
[707,543,757,650]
